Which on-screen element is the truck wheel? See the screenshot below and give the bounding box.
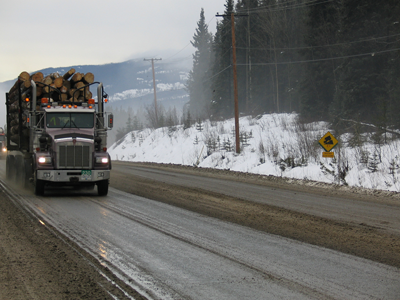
[97,180,109,196]
[35,180,45,196]
[6,155,15,181]
[23,158,32,189]
[34,173,45,196]
[15,156,24,185]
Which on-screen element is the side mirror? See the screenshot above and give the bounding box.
[108,113,113,129]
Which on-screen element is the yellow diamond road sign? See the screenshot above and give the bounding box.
[319,132,338,152]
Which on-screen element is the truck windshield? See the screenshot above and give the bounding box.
[47,112,94,129]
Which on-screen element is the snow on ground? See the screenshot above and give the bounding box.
[109,113,400,193]
[108,82,184,103]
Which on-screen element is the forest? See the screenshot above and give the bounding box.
[186,0,400,135]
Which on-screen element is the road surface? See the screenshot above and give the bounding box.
[0,160,399,299]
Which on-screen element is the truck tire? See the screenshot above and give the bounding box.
[35,180,45,196]
[97,180,109,196]
[24,158,32,189]
[15,156,24,186]
[6,155,15,181]
[34,173,45,196]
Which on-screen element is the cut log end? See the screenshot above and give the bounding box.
[31,72,44,83]
[83,72,95,84]
[54,77,64,88]
[71,72,83,82]
[19,71,30,82]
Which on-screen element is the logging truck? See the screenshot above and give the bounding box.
[5,71,113,196]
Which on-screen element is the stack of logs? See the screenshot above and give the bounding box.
[7,69,95,146]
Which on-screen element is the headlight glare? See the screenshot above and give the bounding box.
[38,156,51,164]
[96,157,109,164]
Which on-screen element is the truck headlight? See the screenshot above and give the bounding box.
[96,157,109,164]
[2,147,6,152]
[38,157,52,164]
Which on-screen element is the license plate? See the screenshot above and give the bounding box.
[81,170,92,180]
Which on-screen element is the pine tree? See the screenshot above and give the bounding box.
[186,8,213,120]
[298,0,400,128]
[132,114,141,131]
[386,1,400,129]
[115,127,127,142]
[211,0,235,119]
[300,0,342,122]
[204,0,400,127]
[234,0,259,114]
[253,0,308,114]
[183,110,192,130]
[331,0,390,127]
[125,113,134,133]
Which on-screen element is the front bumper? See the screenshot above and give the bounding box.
[37,169,110,182]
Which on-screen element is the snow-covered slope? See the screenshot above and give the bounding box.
[110,113,400,193]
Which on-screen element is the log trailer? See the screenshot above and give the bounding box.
[5,76,113,196]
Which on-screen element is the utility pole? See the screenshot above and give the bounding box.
[246,1,252,113]
[231,13,240,154]
[216,12,248,154]
[144,58,162,127]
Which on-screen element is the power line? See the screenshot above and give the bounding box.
[237,0,302,13]
[235,33,400,52]
[163,43,192,61]
[236,0,333,15]
[235,46,400,66]
[204,65,232,82]
[202,45,400,85]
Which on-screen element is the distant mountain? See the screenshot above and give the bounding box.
[0,58,191,113]
[0,57,192,145]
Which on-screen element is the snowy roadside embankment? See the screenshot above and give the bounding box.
[109,113,400,193]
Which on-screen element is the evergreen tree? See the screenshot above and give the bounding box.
[115,127,127,142]
[125,113,134,133]
[299,0,341,122]
[331,0,389,127]
[132,114,141,131]
[186,8,213,120]
[183,109,192,130]
[298,0,400,129]
[386,1,400,129]
[211,0,235,119]
[234,0,259,114]
[254,0,307,114]
[204,0,400,128]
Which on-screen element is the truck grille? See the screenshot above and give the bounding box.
[58,144,91,169]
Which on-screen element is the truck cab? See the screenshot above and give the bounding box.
[35,102,112,195]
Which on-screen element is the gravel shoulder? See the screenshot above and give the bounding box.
[0,183,147,300]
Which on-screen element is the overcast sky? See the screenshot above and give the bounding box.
[0,0,225,82]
